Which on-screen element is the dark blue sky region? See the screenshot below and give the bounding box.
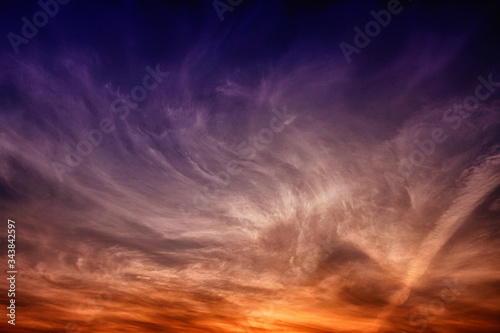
[1,1,500,332]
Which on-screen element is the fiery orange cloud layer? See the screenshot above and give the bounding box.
[1,1,500,333]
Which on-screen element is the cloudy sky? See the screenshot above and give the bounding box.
[1,0,500,332]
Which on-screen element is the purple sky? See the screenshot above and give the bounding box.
[1,1,500,332]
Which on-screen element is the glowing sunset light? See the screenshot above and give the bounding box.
[1,1,500,332]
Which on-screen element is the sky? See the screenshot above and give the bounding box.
[0,0,500,332]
